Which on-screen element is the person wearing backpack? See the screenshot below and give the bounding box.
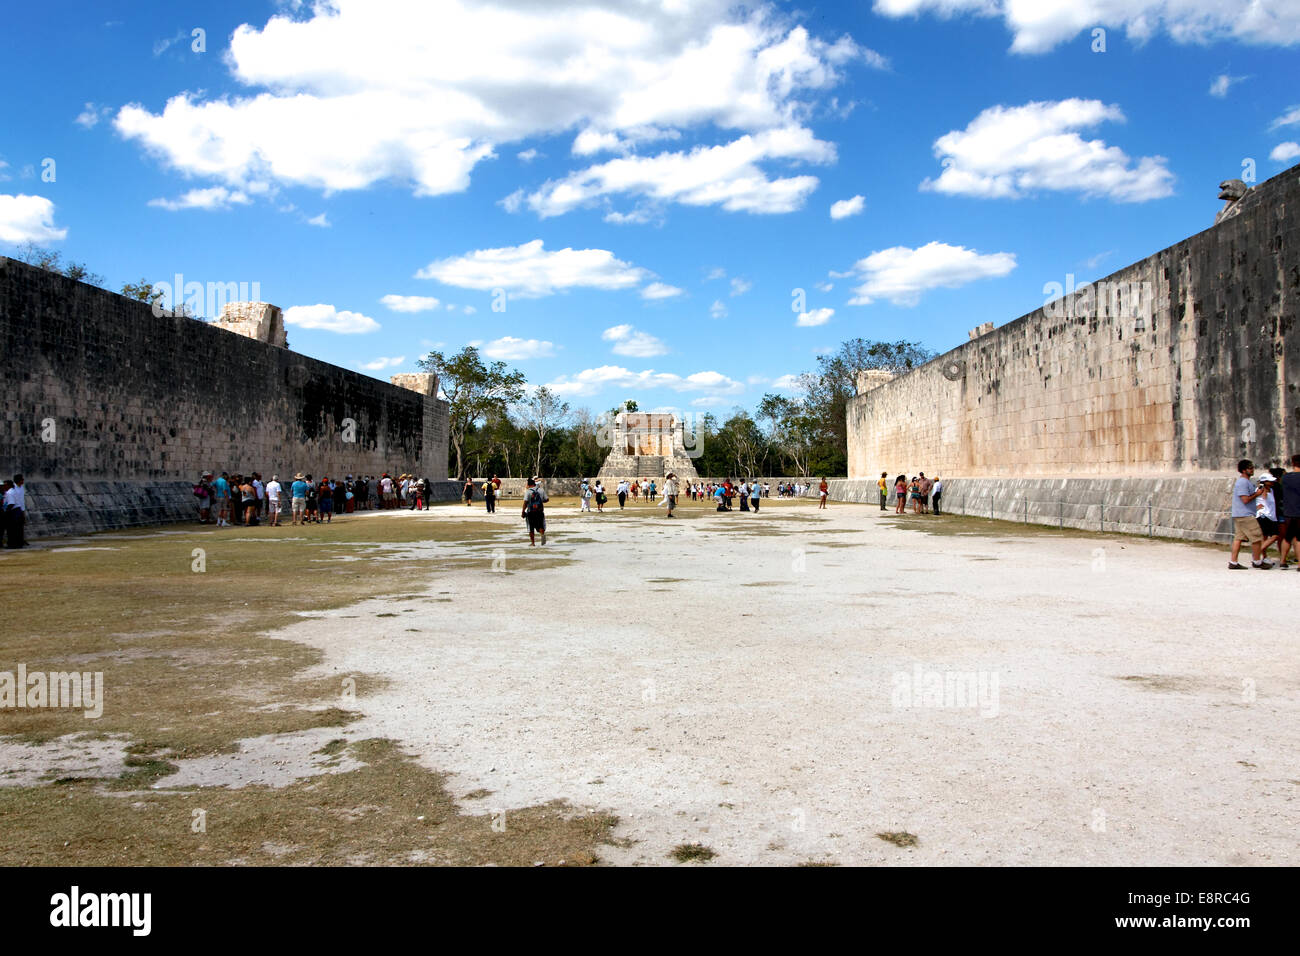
[522,475,548,546]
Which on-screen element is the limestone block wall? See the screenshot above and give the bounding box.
[0,257,450,537]
[847,168,1300,482]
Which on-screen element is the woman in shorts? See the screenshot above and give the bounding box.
[894,476,907,514]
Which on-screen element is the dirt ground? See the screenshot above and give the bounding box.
[4,497,1298,865]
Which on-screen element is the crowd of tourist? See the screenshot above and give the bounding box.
[1229,457,1300,570]
[879,472,943,515]
[191,471,435,527]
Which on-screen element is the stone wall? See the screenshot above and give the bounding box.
[1,257,449,537]
[839,168,1298,540]
[847,168,1300,482]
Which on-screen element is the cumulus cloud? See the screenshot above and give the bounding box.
[75,103,111,128]
[306,212,330,227]
[603,324,670,357]
[283,303,380,333]
[114,1,867,215]
[416,239,648,297]
[873,0,1300,54]
[526,126,834,217]
[148,186,252,211]
[729,276,752,296]
[479,336,556,360]
[1271,142,1300,162]
[922,99,1174,202]
[844,241,1016,306]
[771,373,803,389]
[546,364,742,398]
[641,281,684,300]
[360,355,406,370]
[830,194,865,218]
[381,294,441,312]
[710,299,728,319]
[0,194,68,243]
[796,307,834,326]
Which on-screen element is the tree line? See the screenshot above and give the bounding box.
[418,339,934,481]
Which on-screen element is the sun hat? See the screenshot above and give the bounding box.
[294,472,305,480]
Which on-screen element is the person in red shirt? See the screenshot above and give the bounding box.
[818,478,829,509]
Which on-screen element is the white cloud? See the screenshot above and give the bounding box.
[463,305,477,314]
[115,2,865,212]
[148,186,252,211]
[152,29,188,57]
[729,276,752,296]
[815,280,834,292]
[1272,142,1300,162]
[416,239,648,297]
[526,126,834,218]
[381,294,441,312]
[603,324,669,357]
[845,241,1016,306]
[0,194,68,243]
[75,103,110,128]
[705,266,727,280]
[546,364,741,398]
[480,336,556,360]
[641,281,683,300]
[283,303,380,333]
[830,194,865,218]
[796,307,834,326]
[710,299,728,319]
[874,0,1300,54]
[306,212,330,227]
[1208,73,1246,97]
[771,373,803,389]
[1273,106,1300,130]
[360,355,406,370]
[922,99,1174,202]
[517,148,539,163]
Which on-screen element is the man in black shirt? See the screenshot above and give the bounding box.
[1278,456,1300,568]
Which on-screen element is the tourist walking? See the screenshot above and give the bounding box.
[739,480,750,512]
[617,479,628,509]
[594,479,606,513]
[663,472,678,517]
[818,478,829,510]
[463,477,474,507]
[931,476,943,516]
[522,476,548,546]
[750,480,761,513]
[580,478,592,512]
[1229,459,1271,569]
[483,477,497,513]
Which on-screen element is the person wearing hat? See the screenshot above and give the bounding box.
[662,472,678,517]
[1254,469,1281,560]
[522,475,548,545]
[194,472,213,524]
[290,473,308,526]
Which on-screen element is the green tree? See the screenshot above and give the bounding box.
[518,386,571,478]
[121,278,164,306]
[15,242,104,287]
[417,347,526,480]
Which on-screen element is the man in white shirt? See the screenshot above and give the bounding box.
[3,474,26,548]
[663,473,678,517]
[265,475,283,527]
[617,480,629,509]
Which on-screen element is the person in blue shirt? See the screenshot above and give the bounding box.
[212,472,230,527]
[749,479,761,513]
[290,473,309,526]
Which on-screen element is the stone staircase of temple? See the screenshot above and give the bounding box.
[635,456,664,478]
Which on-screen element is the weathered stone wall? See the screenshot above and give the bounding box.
[1,257,450,536]
[847,169,1294,494]
[847,168,1300,483]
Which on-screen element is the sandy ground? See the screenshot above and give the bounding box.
[236,498,1299,866]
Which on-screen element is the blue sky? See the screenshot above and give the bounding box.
[2,0,1298,416]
